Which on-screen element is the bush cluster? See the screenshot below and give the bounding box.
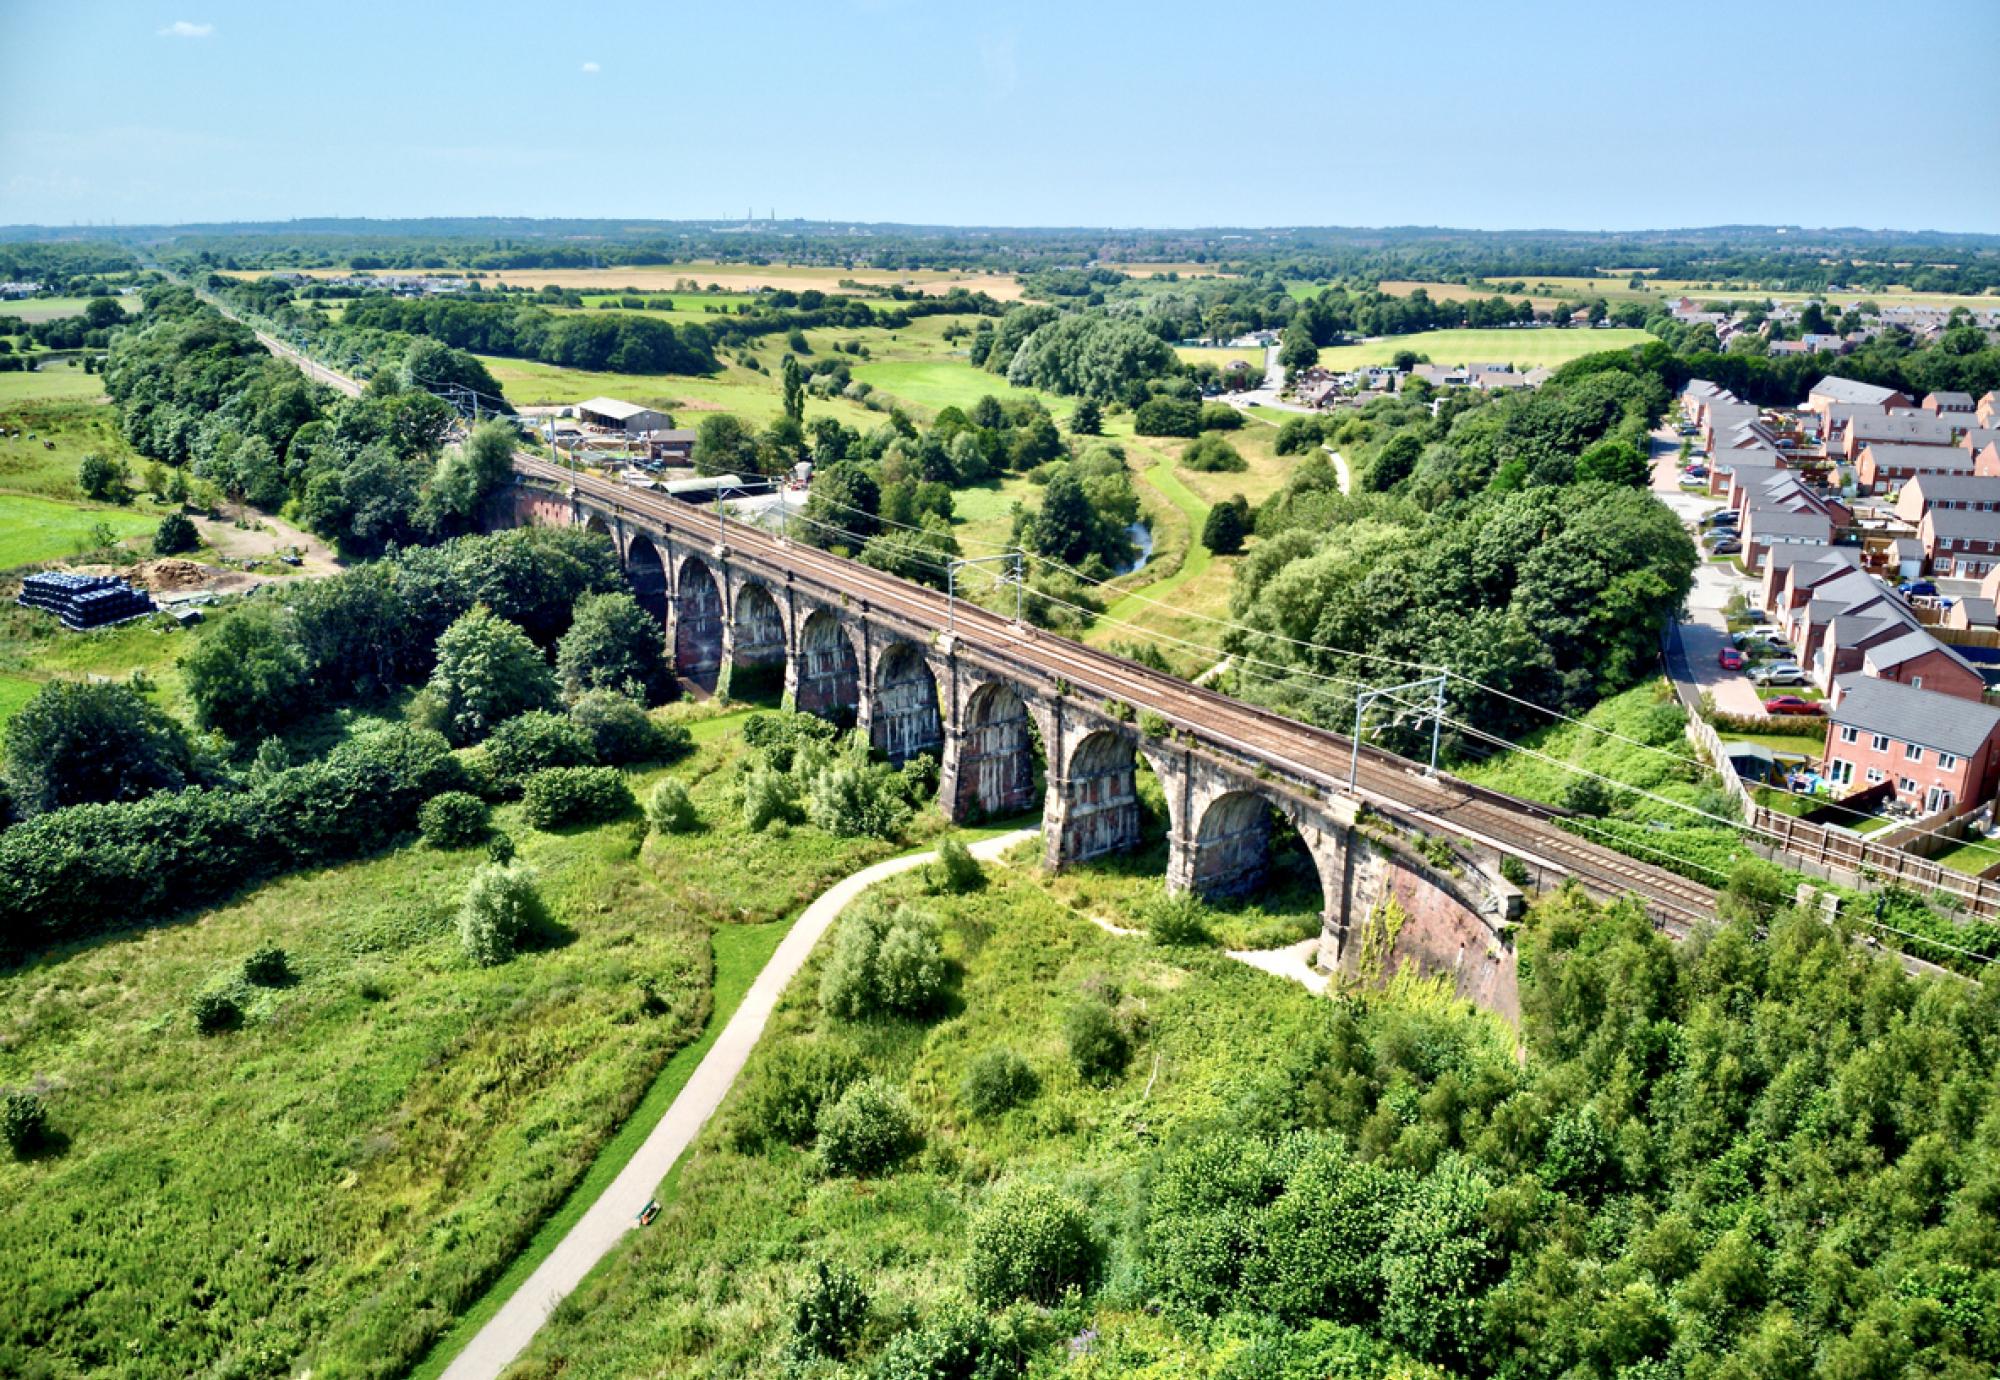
[814,1076,922,1176]
[0,726,463,953]
[520,766,633,830]
[644,778,698,835]
[418,790,490,848]
[733,1039,866,1150]
[960,1048,1038,1118]
[1065,997,1130,1084]
[818,900,949,1020]
[789,1260,868,1362]
[242,944,290,987]
[3,1091,48,1157]
[457,861,541,966]
[926,836,984,894]
[738,713,924,840]
[1182,434,1248,472]
[190,989,241,1034]
[1144,890,1212,946]
[485,710,594,789]
[966,1181,1096,1307]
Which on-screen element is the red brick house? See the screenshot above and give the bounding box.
[1859,442,1982,492]
[1823,675,2000,814]
[1919,507,2000,579]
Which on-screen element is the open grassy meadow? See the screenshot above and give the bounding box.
[0,364,108,404]
[1314,326,1653,372]
[0,723,947,1380]
[852,359,1074,422]
[0,492,158,568]
[501,818,1444,1377]
[2,294,141,325]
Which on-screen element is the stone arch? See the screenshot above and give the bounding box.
[1057,729,1144,863]
[954,680,1041,818]
[871,641,942,764]
[583,512,611,538]
[725,579,787,701]
[625,531,669,628]
[1187,788,1332,912]
[674,554,724,691]
[794,607,861,726]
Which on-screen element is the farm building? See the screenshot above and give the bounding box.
[576,397,674,435]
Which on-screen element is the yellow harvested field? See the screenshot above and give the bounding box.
[1173,345,1265,373]
[1106,261,1238,279]
[224,263,1024,300]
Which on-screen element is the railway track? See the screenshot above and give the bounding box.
[185,291,1716,931]
[517,457,1720,931]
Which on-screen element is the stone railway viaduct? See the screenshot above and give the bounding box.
[495,461,1720,1021]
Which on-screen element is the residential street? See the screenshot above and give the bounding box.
[1651,430,1770,717]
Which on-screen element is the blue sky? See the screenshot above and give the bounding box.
[2,0,1995,232]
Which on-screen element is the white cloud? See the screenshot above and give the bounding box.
[580,60,600,74]
[158,20,214,38]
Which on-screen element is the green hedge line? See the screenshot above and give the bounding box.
[0,726,463,953]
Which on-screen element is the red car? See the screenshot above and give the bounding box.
[1763,696,1823,716]
[1718,647,1745,670]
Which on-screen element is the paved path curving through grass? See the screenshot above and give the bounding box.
[434,826,1041,1380]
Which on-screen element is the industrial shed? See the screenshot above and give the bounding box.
[576,397,673,434]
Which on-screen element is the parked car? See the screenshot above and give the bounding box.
[1704,510,1739,527]
[1899,580,1939,597]
[1753,664,1807,686]
[1683,464,1708,479]
[1711,538,1742,555]
[1763,696,1824,716]
[1718,647,1745,670]
[1744,624,1786,642]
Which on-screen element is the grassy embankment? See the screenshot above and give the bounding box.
[0,721,951,1379]
[503,817,1471,1377]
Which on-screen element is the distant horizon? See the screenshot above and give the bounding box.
[4,0,1995,232]
[2,215,1998,245]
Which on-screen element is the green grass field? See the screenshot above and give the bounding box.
[1314,327,1653,372]
[0,364,108,403]
[852,359,1073,422]
[0,725,947,1380]
[1,294,140,325]
[475,354,884,433]
[0,492,158,568]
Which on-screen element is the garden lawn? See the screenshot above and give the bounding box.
[1314,327,1653,372]
[0,729,938,1380]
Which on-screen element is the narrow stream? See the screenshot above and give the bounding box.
[1117,522,1154,576]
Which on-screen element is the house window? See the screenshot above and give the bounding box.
[1906,744,1924,762]
[1872,734,1891,752]
[1830,760,1855,786]
[1912,677,1923,690]
[1938,752,1958,771]
[1900,777,1919,793]
[1839,726,1859,744]
[1866,767,1885,784]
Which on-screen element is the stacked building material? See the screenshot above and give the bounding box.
[16,571,157,630]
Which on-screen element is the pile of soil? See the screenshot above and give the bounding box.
[128,559,215,592]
